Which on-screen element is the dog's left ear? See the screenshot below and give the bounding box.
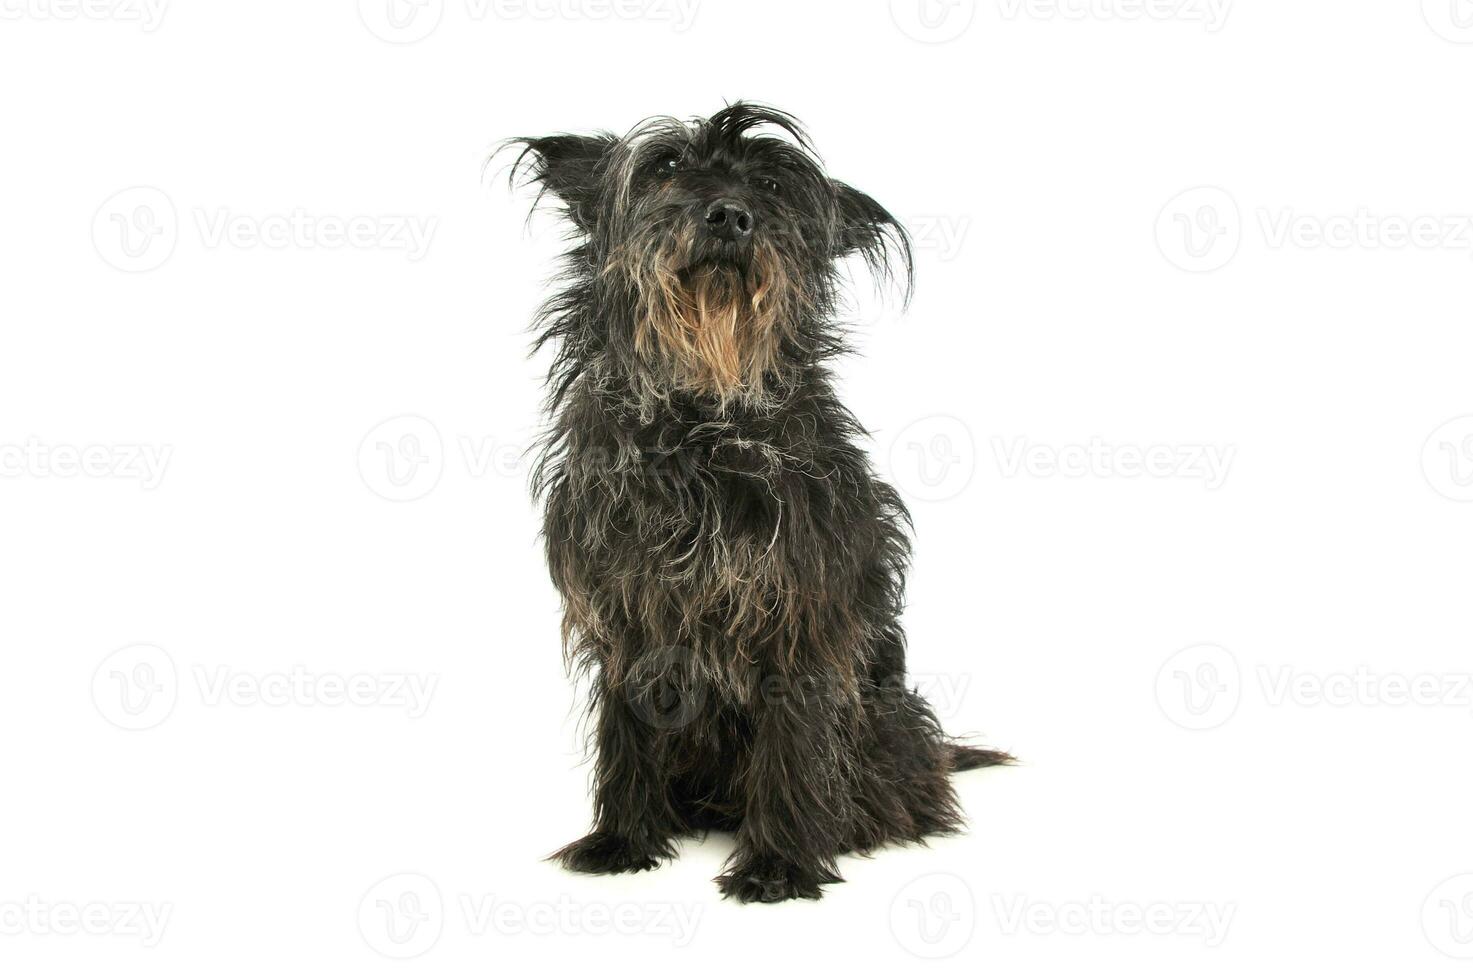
[507,133,614,232]
[833,181,914,302]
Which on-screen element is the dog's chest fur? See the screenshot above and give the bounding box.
[542,383,892,700]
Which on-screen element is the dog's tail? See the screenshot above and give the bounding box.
[948,743,1015,772]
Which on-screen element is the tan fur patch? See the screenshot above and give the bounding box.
[608,229,794,402]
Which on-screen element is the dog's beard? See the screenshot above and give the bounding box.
[611,230,792,402]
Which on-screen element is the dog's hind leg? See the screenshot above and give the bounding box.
[851,633,1013,846]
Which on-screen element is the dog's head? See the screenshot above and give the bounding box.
[508,103,910,402]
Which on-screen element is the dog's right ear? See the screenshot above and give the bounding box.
[833,181,914,306]
[506,133,614,233]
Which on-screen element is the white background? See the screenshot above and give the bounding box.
[3,0,1473,975]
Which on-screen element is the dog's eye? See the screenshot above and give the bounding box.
[654,154,681,177]
[755,177,781,194]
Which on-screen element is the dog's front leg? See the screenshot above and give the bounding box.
[550,673,682,874]
[716,673,853,902]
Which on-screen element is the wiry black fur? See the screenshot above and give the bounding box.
[504,104,1010,903]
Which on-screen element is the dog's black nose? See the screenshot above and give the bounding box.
[705,199,754,242]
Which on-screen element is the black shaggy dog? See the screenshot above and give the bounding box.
[507,104,1009,903]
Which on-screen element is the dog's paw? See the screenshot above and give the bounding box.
[716,854,836,903]
[550,831,667,875]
